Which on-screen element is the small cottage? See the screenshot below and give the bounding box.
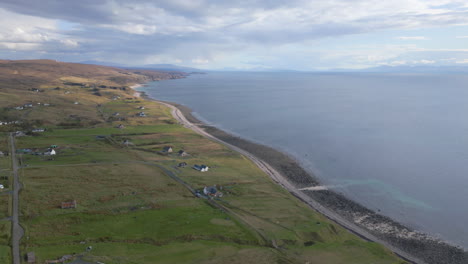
[138,106,145,110]
[116,124,125,129]
[178,150,188,157]
[32,128,45,133]
[137,112,146,117]
[0,151,4,157]
[163,146,173,153]
[178,162,187,168]
[193,165,209,172]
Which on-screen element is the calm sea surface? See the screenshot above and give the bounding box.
[140,72,468,248]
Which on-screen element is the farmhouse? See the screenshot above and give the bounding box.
[193,165,209,172]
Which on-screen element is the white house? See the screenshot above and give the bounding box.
[193,165,209,172]
[44,149,56,155]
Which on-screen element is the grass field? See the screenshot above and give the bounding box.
[0,134,11,264]
[13,97,405,264]
[0,60,405,264]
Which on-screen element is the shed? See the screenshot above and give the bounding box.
[27,252,35,263]
[61,200,77,209]
[178,162,187,168]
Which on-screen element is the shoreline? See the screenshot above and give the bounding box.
[137,90,468,264]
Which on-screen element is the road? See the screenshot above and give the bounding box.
[9,134,24,264]
[158,100,424,264]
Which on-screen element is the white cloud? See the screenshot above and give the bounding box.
[397,36,427,40]
[456,59,468,63]
[60,39,79,47]
[419,59,435,64]
[455,36,468,38]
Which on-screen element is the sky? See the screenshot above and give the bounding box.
[0,0,468,70]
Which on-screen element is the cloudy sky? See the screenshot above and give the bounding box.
[1,0,468,70]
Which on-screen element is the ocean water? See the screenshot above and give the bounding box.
[140,72,468,248]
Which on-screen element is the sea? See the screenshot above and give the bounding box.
[139,71,468,249]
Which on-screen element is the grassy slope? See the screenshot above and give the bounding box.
[0,60,405,264]
[0,134,12,263]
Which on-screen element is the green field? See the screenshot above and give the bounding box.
[0,134,11,264]
[12,98,405,264]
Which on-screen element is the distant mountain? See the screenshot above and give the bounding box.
[79,61,202,73]
[215,66,303,72]
[133,64,202,72]
[79,60,127,68]
[358,65,468,73]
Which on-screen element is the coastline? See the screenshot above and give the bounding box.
[137,90,468,264]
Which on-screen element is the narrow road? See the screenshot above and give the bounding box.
[157,100,424,264]
[9,134,24,264]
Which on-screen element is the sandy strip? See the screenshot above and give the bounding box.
[156,100,425,264]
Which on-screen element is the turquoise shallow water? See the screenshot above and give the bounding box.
[140,72,468,248]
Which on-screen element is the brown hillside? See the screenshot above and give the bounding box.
[0,59,186,89]
[0,59,186,128]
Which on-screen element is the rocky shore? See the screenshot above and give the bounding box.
[164,101,468,264]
